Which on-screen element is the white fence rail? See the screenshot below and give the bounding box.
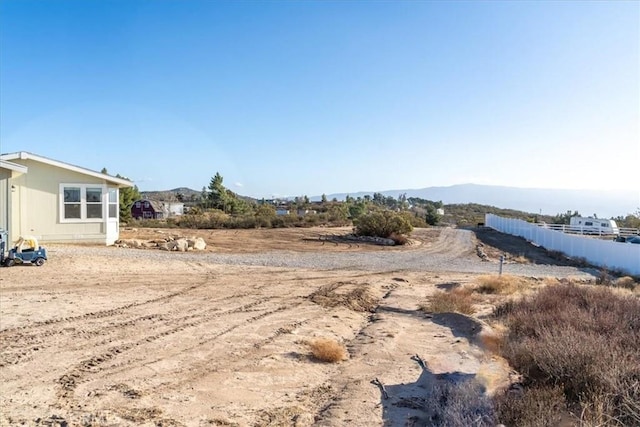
[485,214,640,276]
[535,223,640,236]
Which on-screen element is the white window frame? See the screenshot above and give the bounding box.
[59,184,108,223]
[108,188,119,219]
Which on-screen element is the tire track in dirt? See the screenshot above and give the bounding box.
[2,269,322,371]
[0,278,213,335]
[0,276,286,368]
[146,302,308,391]
[0,277,231,368]
[53,296,287,409]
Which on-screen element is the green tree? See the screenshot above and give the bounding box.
[321,194,328,203]
[207,172,232,212]
[425,204,440,226]
[116,174,140,224]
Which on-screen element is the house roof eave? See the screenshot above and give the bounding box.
[0,159,29,174]
[0,151,134,187]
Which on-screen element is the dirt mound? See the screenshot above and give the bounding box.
[308,281,379,312]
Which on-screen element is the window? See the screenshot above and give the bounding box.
[585,221,593,226]
[108,189,118,219]
[144,201,150,208]
[86,188,103,219]
[63,187,81,219]
[60,184,108,222]
[135,201,141,208]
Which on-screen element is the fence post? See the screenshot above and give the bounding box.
[499,255,504,276]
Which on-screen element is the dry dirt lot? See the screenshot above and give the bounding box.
[0,227,595,427]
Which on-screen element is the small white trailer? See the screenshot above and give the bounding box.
[569,217,619,235]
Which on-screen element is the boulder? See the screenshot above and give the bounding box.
[188,237,207,250]
[174,238,189,252]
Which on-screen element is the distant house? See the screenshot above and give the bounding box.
[297,209,317,216]
[275,208,290,216]
[166,202,184,216]
[0,151,133,245]
[131,200,184,220]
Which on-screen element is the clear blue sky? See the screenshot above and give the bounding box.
[1,0,638,198]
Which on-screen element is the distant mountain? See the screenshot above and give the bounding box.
[140,187,257,204]
[141,184,638,218]
[140,187,201,202]
[316,184,639,218]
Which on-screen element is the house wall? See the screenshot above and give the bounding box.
[0,168,10,235]
[131,202,162,219]
[167,203,184,216]
[9,159,117,244]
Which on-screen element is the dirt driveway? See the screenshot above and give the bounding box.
[0,227,593,426]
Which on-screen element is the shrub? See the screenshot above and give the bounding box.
[425,380,495,426]
[475,275,524,295]
[494,385,566,427]
[595,269,613,286]
[354,210,413,239]
[613,276,637,290]
[400,211,428,228]
[309,338,347,363]
[420,288,475,315]
[493,283,640,425]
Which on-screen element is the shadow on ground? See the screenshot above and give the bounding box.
[372,312,496,426]
[473,227,575,266]
[375,364,495,426]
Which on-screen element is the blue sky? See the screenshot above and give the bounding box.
[1,0,638,198]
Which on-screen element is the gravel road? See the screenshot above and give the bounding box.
[49,228,598,278]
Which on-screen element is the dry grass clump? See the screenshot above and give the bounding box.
[493,283,640,426]
[308,338,347,363]
[474,274,527,295]
[494,385,566,427]
[424,380,495,426]
[512,255,529,264]
[309,282,379,312]
[389,232,409,245]
[613,275,637,290]
[478,329,504,354]
[420,287,475,315]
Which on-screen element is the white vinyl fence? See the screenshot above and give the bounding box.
[485,214,640,276]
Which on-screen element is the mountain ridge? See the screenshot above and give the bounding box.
[316,184,638,218]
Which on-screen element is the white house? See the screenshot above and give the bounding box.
[0,152,133,245]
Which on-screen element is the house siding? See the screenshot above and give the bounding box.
[0,168,10,235]
[8,159,117,243]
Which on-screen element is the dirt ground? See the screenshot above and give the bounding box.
[0,227,568,427]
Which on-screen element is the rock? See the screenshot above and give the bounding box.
[174,238,189,252]
[186,237,206,251]
[117,239,143,248]
[192,237,206,250]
